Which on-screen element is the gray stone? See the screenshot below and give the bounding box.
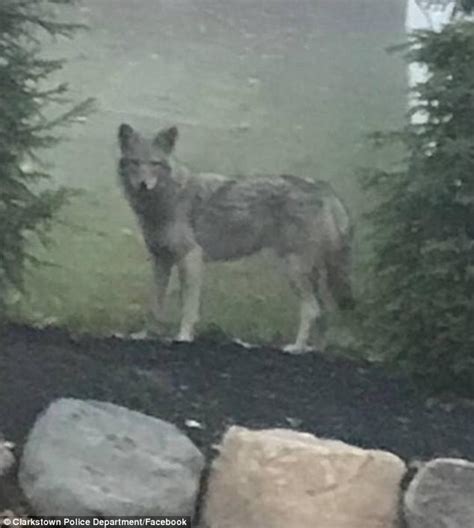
[404,457,474,528]
[19,398,204,516]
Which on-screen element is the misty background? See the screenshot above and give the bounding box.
[17,0,407,344]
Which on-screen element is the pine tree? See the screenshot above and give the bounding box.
[360,16,474,394]
[0,0,92,317]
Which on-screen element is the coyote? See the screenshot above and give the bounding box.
[118,123,354,353]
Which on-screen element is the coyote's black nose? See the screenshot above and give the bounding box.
[139,181,148,191]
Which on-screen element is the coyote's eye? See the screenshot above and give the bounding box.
[150,160,168,169]
[119,158,139,170]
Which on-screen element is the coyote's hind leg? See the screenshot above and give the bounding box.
[283,254,321,354]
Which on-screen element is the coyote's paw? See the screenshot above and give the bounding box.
[174,330,194,343]
[282,343,314,355]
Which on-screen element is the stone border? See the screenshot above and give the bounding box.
[2,404,473,527]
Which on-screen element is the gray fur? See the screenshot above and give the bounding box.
[118,124,354,352]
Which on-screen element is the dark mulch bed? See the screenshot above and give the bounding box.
[1,324,473,465]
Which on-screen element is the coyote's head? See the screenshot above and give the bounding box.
[117,124,178,192]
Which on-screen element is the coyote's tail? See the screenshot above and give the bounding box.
[322,194,355,310]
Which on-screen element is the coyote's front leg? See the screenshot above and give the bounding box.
[176,246,203,342]
[150,256,173,331]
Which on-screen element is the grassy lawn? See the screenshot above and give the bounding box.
[11,0,407,348]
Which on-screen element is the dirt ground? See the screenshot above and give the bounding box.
[1,324,474,512]
[1,324,473,460]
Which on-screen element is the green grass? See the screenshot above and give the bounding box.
[13,186,358,348]
[10,0,407,349]
[14,188,301,343]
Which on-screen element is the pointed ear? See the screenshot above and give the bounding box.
[118,123,135,151]
[154,126,178,154]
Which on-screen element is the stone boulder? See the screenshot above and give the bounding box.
[404,457,474,528]
[203,426,406,528]
[19,398,204,517]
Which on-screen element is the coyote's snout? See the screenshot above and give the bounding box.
[118,123,354,353]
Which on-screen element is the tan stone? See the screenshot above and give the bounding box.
[203,427,406,528]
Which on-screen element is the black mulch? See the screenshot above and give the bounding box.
[1,324,473,465]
